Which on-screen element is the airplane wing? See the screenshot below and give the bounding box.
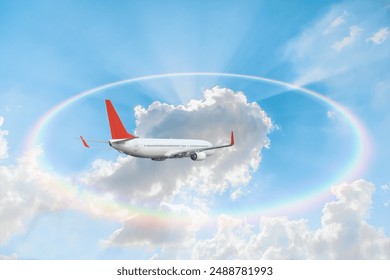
[165,131,234,158]
[79,136,110,148]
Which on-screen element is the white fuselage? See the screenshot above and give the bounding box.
[110,138,214,159]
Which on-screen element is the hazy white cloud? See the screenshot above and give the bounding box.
[0,253,17,260]
[284,2,390,87]
[192,180,390,259]
[381,184,390,207]
[381,184,389,192]
[367,27,389,44]
[106,216,192,247]
[326,110,336,119]
[0,116,9,159]
[0,117,79,245]
[330,15,345,27]
[0,146,71,245]
[104,203,206,251]
[0,117,157,248]
[372,80,390,109]
[324,14,346,35]
[332,25,362,51]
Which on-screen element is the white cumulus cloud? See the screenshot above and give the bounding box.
[80,87,274,209]
[367,27,389,44]
[81,87,274,248]
[192,180,390,259]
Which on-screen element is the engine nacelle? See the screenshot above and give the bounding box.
[190,152,207,161]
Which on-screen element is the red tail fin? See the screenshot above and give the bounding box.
[105,100,136,139]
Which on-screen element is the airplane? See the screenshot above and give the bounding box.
[80,99,234,161]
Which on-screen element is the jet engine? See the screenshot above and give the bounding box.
[190,152,207,161]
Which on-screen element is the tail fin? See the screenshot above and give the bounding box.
[105,100,136,139]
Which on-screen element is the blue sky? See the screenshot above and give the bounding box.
[1,0,389,259]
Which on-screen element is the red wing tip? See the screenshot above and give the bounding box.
[80,136,90,148]
[230,131,234,146]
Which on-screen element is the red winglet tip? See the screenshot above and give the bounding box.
[80,136,90,148]
[230,131,234,146]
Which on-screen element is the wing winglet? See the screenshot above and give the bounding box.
[80,136,90,148]
[230,131,234,146]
